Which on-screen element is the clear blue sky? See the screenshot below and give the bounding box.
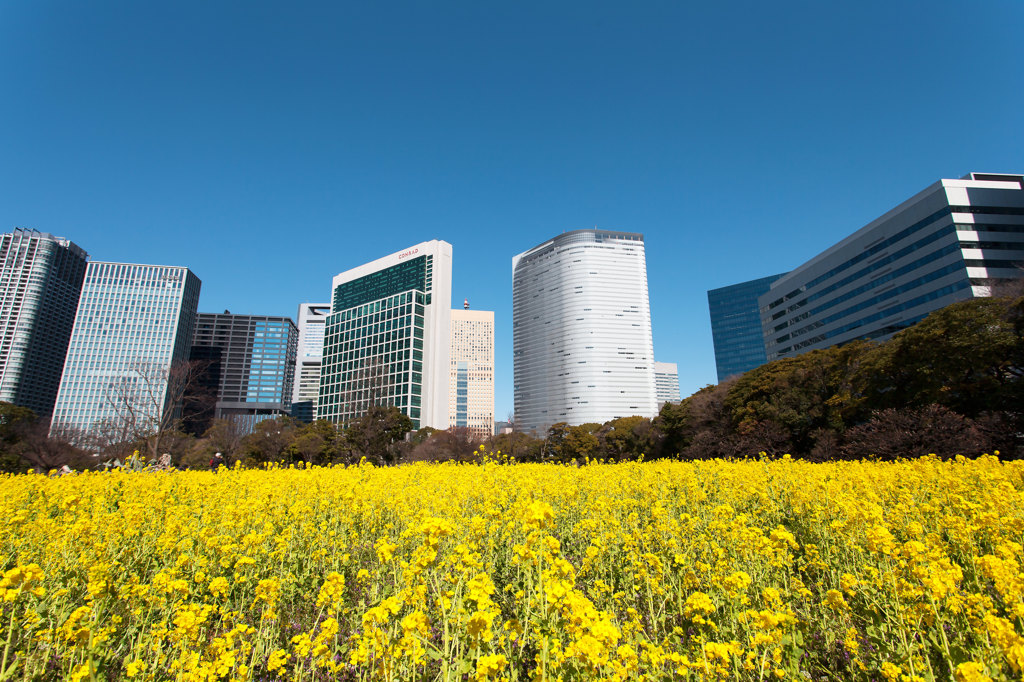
[2,1,1022,420]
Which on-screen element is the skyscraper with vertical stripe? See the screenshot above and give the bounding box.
[0,229,88,424]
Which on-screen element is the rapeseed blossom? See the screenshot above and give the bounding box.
[1,455,1024,679]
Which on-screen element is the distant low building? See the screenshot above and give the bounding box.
[653,361,681,407]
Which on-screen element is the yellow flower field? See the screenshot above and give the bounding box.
[2,455,1024,681]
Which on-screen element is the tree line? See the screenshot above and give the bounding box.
[0,292,1020,473]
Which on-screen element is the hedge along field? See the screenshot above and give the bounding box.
[1,456,1024,681]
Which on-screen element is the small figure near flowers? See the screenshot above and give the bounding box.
[209,452,224,471]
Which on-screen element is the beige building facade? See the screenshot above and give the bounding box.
[449,308,494,440]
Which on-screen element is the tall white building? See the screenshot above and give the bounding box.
[0,229,88,424]
[318,240,452,430]
[449,306,494,440]
[653,361,681,407]
[50,262,201,443]
[512,229,657,435]
[291,303,330,421]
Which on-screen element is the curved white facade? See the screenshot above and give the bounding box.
[512,230,657,435]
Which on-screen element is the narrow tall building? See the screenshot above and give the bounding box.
[189,313,298,434]
[50,263,201,444]
[318,241,452,430]
[762,173,1024,361]
[0,229,88,423]
[653,361,681,407]
[449,306,494,440]
[291,303,330,422]
[707,273,788,381]
[513,229,657,435]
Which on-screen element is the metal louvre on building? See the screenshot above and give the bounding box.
[513,229,657,436]
[760,173,1024,361]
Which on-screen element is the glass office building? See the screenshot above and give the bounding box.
[189,313,298,434]
[762,173,1024,361]
[707,273,787,381]
[50,263,201,443]
[513,229,657,435]
[318,241,452,430]
[0,229,88,424]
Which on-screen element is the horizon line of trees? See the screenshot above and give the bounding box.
[1,290,1021,473]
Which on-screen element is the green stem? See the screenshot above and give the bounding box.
[0,608,16,681]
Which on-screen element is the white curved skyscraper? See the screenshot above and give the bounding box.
[512,229,657,435]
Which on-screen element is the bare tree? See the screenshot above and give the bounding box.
[991,263,1024,298]
[339,355,394,426]
[101,358,209,459]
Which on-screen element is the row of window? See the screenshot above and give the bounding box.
[773,242,962,339]
[770,224,957,321]
[772,280,971,357]
[767,208,955,310]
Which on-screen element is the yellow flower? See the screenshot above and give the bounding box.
[955,661,993,682]
[208,576,230,598]
[823,589,849,612]
[475,653,508,681]
[267,649,289,672]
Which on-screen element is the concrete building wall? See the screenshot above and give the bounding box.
[449,308,494,440]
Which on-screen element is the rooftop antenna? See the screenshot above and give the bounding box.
[463,298,469,309]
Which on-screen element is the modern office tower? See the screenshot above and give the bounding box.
[513,229,657,435]
[50,263,201,443]
[707,273,788,381]
[189,313,298,434]
[449,306,495,440]
[0,229,88,424]
[653,361,681,407]
[762,172,1024,362]
[318,240,453,430]
[291,303,330,422]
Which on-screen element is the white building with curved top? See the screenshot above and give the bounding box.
[512,229,657,435]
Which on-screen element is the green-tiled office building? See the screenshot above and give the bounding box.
[318,241,452,429]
